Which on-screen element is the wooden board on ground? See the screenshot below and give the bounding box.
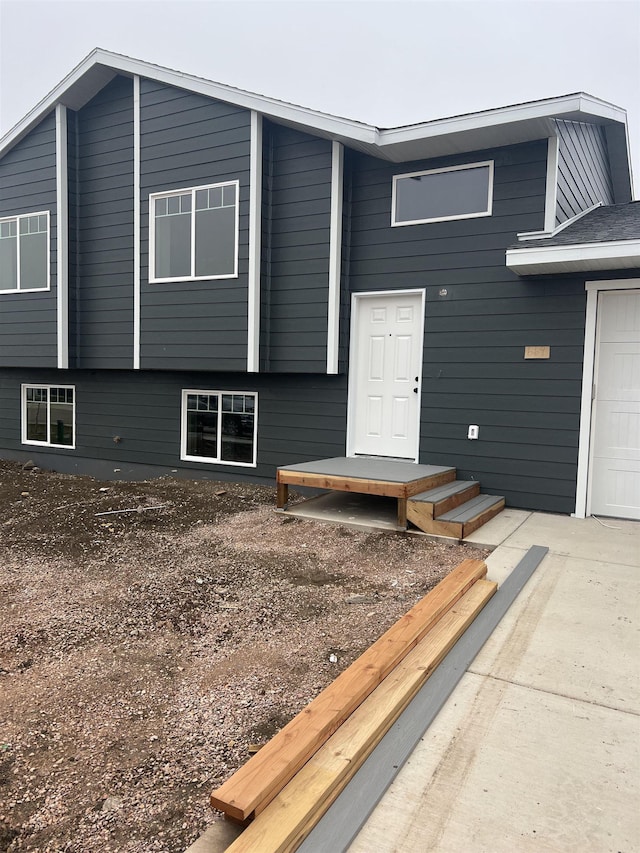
[224,579,498,853]
[210,559,487,821]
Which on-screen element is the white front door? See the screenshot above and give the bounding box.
[349,290,424,460]
[589,289,640,520]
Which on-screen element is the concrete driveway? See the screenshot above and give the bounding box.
[347,511,640,852]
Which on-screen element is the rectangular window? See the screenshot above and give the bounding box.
[150,182,239,282]
[0,212,49,292]
[21,384,75,448]
[392,162,493,226]
[181,390,256,466]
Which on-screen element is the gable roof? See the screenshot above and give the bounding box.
[506,202,640,274]
[0,48,633,186]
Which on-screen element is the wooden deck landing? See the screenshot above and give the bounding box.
[276,457,456,529]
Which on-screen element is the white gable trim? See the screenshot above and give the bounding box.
[0,51,631,177]
[55,104,69,370]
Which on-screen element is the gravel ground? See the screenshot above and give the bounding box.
[0,460,489,852]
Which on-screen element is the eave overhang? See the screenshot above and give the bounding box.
[0,49,633,186]
[506,239,640,275]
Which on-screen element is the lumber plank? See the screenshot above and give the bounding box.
[224,579,498,853]
[210,558,487,821]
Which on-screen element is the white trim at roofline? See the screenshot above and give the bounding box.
[574,278,640,518]
[247,111,262,373]
[55,104,69,370]
[517,201,602,242]
[327,141,343,375]
[133,75,141,370]
[0,49,631,170]
[506,238,640,274]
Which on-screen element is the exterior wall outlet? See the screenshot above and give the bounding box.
[468,424,479,440]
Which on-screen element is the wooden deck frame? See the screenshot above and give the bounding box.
[276,467,455,530]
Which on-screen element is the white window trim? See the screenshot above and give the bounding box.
[0,210,51,294]
[148,181,240,284]
[391,160,494,227]
[180,389,258,468]
[21,383,76,450]
[574,278,640,519]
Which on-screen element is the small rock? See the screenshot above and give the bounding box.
[20,492,29,498]
[328,653,338,664]
[101,795,123,813]
[21,460,35,471]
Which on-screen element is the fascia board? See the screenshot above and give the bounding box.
[377,93,627,147]
[506,239,640,274]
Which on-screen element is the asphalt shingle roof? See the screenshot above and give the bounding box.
[516,202,640,248]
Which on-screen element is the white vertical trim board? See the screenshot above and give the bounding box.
[327,141,344,374]
[544,134,559,232]
[55,104,69,369]
[133,75,141,370]
[574,278,640,518]
[247,110,262,373]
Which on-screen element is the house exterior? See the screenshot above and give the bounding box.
[0,49,638,520]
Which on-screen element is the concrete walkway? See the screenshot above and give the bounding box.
[187,508,640,853]
[347,511,640,852]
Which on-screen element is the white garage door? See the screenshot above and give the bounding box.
[589,289,640,520]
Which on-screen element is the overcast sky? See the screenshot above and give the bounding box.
[0,0,639,194]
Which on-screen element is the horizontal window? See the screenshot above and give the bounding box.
[392,162,493,226]
[181,390,257,467]
[149,182,239,283]
[21,384,75,448]
[0,212,50,292]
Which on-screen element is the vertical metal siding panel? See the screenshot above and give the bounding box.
[0,114,58,367]
[77,76,134,368]
[555,119,614,225]
[139,80,251,371]
[266,121,332,373]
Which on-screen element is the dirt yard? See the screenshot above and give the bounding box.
[0,460,489,852]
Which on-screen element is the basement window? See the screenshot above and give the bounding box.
[181,390,257,467]
[0,212,50,292]
[22,385,75,448]
[392,161,493,226]
[149,182,239,282]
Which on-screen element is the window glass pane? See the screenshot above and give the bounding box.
[186,394,197,410]
[187,410,218,458]
[395,165,491,223]
[167,195,180,215]
[209,186,223,209]
[155,210,191,278]
[222,394,232,412]
[155,198,167,217]
[221,405,254,464]
[49,395,73,446]
[26,400,48,442]
[19,231,47,289]
[195,206,235,277]
[223,184,236,206]
[195,190,208,210]
[0,230,17,290]
[182,195,192,213]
